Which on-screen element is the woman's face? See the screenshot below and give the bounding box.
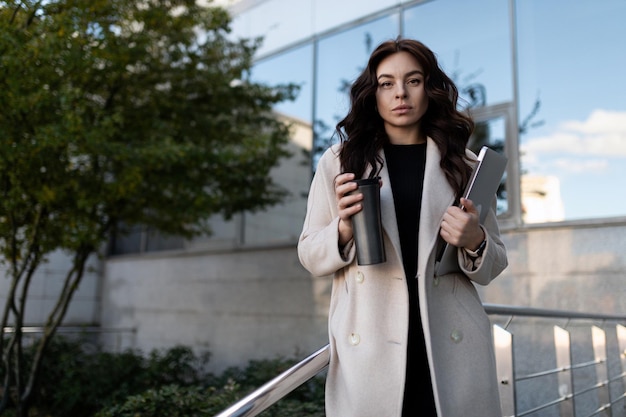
[375,51,429,142]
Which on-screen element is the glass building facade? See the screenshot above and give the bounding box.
[112,0,626,254]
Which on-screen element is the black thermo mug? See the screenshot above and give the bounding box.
[349,178,386,265]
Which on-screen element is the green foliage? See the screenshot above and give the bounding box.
[0,0,297,249]
[95,384,241,417]
[95,358,326,417]
[24,337,211,416]
[0,0,297,413]
[216,356,325,406]
[200,356,326,417]
[3,337,324,417]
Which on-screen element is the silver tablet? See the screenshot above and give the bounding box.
[434,146,508,276]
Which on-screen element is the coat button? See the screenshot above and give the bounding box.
[433,277,440,286]
[355,271,364,283]
[450,329,463,343]
[349,333,360,345]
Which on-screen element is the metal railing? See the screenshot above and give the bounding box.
[2,325,137,352]
[215,344,330,417]
[2,326,136,334]
[215,304,626,417]
[489,305,626,417]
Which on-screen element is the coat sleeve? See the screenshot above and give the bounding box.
[457,197,508,285]
[297,147,355,277]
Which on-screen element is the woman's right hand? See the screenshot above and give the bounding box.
[334,173,363,246]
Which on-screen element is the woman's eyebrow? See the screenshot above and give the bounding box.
[406,70,424,77]
[377,70,424,80]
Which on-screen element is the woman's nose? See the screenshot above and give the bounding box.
[395,84,407,98]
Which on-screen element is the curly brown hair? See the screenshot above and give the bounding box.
[336,37,474,200]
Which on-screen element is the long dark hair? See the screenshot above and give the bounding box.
[336,38,474,200]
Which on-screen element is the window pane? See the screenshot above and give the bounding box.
[517,0,626,222]
[230,0,401,57]
[185,215,242,250]
[145,229,184,252]
[403,0,513,109]
[229,0,314,57]
[470,117,508,216]
[243,45,314,244]
[313,0,398,36]
[110,225,143,255]
[252,45,313,122]
[314,14,399,167]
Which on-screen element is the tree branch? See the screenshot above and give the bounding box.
[0,206,45,413]
[20,246,93,404]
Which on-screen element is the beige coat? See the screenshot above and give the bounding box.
[298,138,508,417]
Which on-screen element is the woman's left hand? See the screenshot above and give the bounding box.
[440,197,485,250]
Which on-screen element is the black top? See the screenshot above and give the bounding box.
[384,142,437,416]
[384,143,426,279]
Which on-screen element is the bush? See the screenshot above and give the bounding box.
[210,357,326,417]
[96,368,325,417]
[94,383,242,417]
[18,337,324,417]
[28,337,211,416]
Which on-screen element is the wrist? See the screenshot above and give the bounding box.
[470,228,486,251]
[465,237,486,258]
[338,219,353,246]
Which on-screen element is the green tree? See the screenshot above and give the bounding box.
[0,0,297,415]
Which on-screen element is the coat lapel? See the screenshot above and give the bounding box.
[377,152,402,264]
[375,138,455,273]
[418,138,455,273]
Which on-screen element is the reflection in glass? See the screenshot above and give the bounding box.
[402,0,513,109]
[517,0,626,222]
[313,14,398,168]
[469,118,508,216]
[252,45,313,122]
[402,0,514,218]
[244,45,314,244]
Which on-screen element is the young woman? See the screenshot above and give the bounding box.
[297,38,508,417]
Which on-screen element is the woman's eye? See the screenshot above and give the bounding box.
[379,82,393,88]
[408,78,421,85]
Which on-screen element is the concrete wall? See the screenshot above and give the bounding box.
[479,219,626,315]
[100,244,330,373]
[99,218,626,373]
[0,250,101,326]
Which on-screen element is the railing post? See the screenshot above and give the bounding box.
[493,325,515,417]
[616,325,626,413]
[554,326,575,417]
[592,326,611,416]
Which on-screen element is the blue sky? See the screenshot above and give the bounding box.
[515,0,626,220]
[247,0,626,222]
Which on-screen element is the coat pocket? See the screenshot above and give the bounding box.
[452,274,492,342]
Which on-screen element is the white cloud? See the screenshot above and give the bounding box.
[562,109,626,136]
[553,157,609,173]
[522,109,626,158]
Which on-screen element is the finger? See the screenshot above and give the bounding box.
[460,197,478,215]
[335,175,357,198]
[444,207,467,227]
[334,173,355,189]
[440,216,458,236]
[338,192,363,210]
[441,212,459,230]
[341,201,362,217]
[440,224,460,246]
